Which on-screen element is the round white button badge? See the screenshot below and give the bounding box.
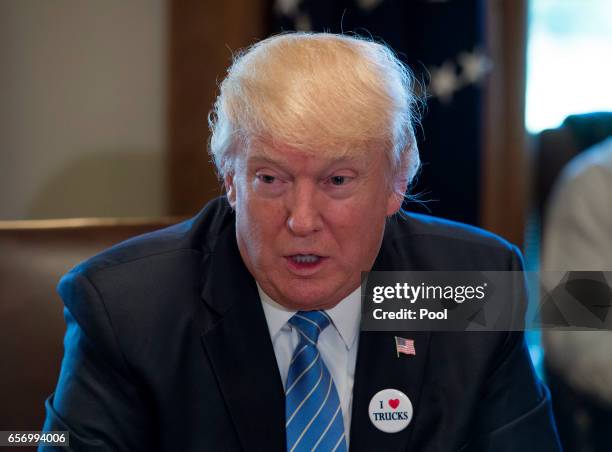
[368,389,413,433]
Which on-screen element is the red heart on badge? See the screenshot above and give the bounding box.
[388,399,400,409]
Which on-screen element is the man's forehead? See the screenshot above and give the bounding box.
[245,142,371,167]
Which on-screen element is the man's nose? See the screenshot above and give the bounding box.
[286,184,323,236]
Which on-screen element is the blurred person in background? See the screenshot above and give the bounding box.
[542,136,612,452]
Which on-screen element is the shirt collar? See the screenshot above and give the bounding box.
[258,284,361,350]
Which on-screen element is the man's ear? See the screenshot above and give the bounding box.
[386,189,404,216]
[386,151,411,215]
[224,173,237,208]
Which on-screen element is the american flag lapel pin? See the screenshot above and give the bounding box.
[395,336,416,357]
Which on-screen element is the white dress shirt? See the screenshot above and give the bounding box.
[258,284,361,443]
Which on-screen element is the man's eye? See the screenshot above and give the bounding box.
[330,176,348,186]
[258,174,276,184]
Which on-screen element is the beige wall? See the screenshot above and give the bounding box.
[0,0,167,220]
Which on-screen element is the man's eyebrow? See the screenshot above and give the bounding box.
[247,154,279,165]
[246,154,290,172]
[246,152,364,175]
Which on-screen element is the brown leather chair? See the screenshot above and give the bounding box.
[0,217,179,432]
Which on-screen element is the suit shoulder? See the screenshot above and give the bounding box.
[388,211,516,253]
[380,211,521,271]
[56,197,234,350]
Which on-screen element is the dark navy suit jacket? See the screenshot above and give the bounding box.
[42,197,561,451]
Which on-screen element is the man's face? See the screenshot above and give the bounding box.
[226,141,402,310]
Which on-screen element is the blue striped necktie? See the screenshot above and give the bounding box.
[285,310,347,452]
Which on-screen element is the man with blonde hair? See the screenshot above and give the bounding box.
[42,33,560,451]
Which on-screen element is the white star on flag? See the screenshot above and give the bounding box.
[429,60,459,104]
[458,48,492,84]
[357,0,384,12]
[274,0,302,16]
[395,336,416,357]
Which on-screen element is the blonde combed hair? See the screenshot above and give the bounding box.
[209,32,422,195]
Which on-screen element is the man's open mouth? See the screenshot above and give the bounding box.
[290,254,322,264]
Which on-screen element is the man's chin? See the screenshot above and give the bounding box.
[275,284,346,311]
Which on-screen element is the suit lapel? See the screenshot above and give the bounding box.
[349,227,432,451]
[349,330,431,451]
[197,220,286,451]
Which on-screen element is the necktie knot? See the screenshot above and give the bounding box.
[288,310,331,344]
